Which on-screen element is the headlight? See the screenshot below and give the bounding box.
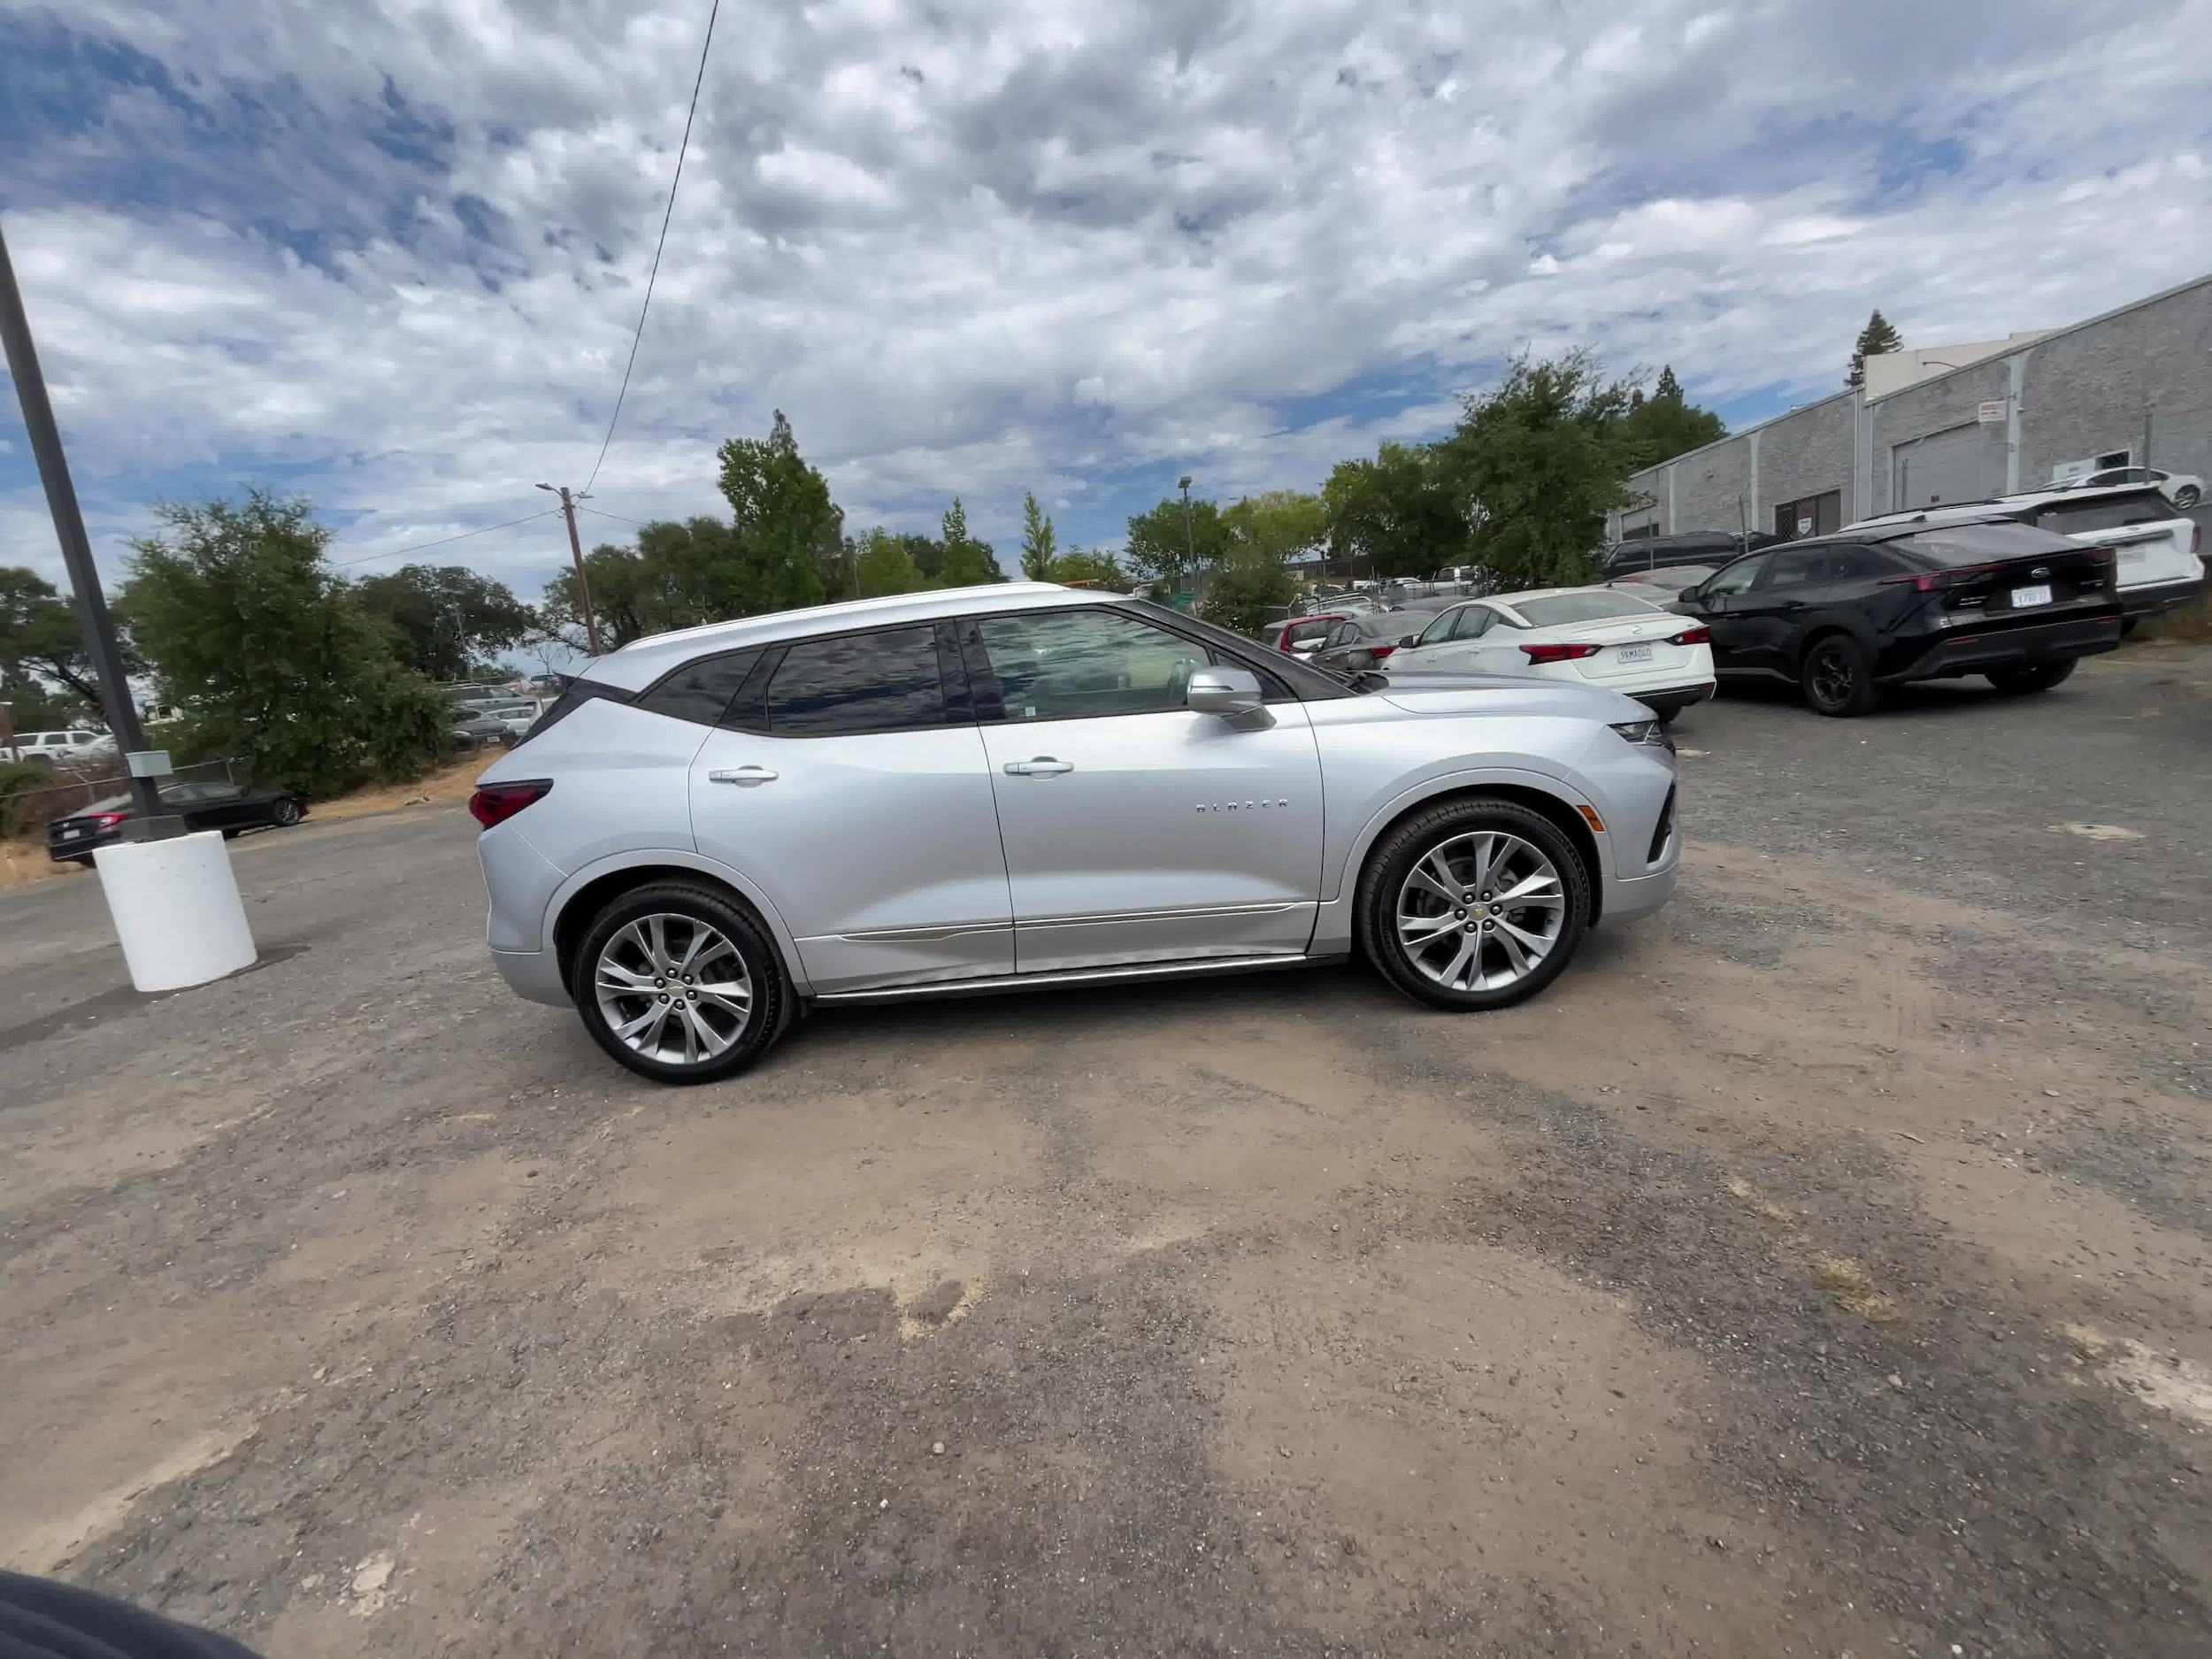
[1609,718,1673,751]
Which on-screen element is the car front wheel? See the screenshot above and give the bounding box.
[2173,485,2200,509]
[1986,658,2078,695]
[570,883,789,1084]
[271,797,303,826]
[1358,797,1592,1012]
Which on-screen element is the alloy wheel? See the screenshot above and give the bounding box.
[1808,642,1855,709]
[593,912,754,1066]
[1394,831,1566,991]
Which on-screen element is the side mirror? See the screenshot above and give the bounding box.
[1398,634,1419,649]
[1187,666,1263,717]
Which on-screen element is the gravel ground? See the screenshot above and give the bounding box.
[2,644,2208,1657]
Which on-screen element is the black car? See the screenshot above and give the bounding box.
[1308,608,1447,673]
[1672,519,2123,716]
[1604,531,1778,578]
[48,781,308,864]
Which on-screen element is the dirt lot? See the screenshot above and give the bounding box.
[3,645,2208,1657]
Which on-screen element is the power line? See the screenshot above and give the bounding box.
[580,0,721,498]
[578,504,646,527]
[330,509,561,567]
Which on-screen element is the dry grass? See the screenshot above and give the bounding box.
[1814,1255,1897,1321]
[0,757,485,891]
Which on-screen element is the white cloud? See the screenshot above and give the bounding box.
[0,0,2208,595]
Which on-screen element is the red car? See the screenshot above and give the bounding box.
[1270,613,1348,657]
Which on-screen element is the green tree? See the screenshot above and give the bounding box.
[355,564,537,682]
[1196,560,1296,637]
[1322,442,1471,580]
[1222,490,1327,565]
[0,565,119,719]
[1018,492,1058,580]
[1048,548,1124,586]
[1620,364,1726,468]
[1847,310,1903,388]
[854,527,928,597]
[116,491,448,795]
[937,499,1004,586]
[1124,495,1232,590]
[717,410,836,613]
[1435,349,1640,591]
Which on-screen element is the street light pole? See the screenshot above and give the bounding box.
[538,482,601,656]
[1178,473,1194,588]
[0,215,177,837]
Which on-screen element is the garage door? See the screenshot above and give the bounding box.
[1892,423,2000,510]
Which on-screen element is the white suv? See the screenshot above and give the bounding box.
[469,584,1681,1083]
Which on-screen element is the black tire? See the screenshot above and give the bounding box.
[1799,633,1879,718]
[1357,796,1592,1012]
[1986,658,2078,695]
[2173,486,2200,509]
[569,882,789,1085]
[271,797,303,826]
[2117,617,2139,640]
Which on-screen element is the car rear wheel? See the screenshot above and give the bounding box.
[2174,485,2200,509]
[1986,658,2078,695]
[570,883,788,1084]
[1799,634,1879,718]
[1358,797,1591,1012]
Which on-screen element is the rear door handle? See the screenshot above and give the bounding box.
[1002,757,1074,776]
[708,766,779,786]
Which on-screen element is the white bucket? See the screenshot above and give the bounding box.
[92,830,258,993]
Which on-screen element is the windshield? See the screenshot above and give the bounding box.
[1512,592,1663,626]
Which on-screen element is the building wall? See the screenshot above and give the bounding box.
[1612,273,2212,542]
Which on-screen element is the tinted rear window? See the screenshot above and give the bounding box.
[1893,522,2079,566]
[1513,593,1663,626]
[765,626,953,737]
[633,649,764,727]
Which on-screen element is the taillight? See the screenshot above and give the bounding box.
[1669,625,1711,646]
[2193,524,2202,556]
[1881,562,1998,594]
[1522,643,1602,664]
[1370,644,1396,659]
[88,811,127,829]
[468,780,552,829]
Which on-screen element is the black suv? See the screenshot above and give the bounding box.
[1671,520,2122,716]
[1603,531,1779,578]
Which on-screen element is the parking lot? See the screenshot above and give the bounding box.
[3,644,2208,1656]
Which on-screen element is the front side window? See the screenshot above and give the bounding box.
[765,626,953,737]
[1701,553,1770,598]
[973,609,1215,723]
[1417,608,1465,646]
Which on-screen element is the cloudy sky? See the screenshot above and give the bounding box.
[3,0,2208,600]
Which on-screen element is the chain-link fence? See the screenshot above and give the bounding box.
[0,757,248,839]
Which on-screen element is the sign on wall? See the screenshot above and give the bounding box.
[1977,399,2008,425]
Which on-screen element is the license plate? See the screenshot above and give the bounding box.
[59,827,83,840]
[1615,642,1653,664]
[2010,584,2052,608]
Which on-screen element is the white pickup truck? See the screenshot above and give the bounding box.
[1847,483,2202,630]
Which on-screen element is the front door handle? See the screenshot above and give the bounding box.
[1002,757,1074,776]
[708,766,779,787]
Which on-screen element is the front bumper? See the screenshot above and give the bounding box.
[2117,574,2204,618]
[1890,611,2123,681]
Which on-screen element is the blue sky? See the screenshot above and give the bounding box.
[3,0,2209,603]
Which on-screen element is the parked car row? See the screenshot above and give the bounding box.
[4,728,117,765]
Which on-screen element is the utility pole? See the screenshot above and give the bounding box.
[537,482,601,656]
[0,215,177,838]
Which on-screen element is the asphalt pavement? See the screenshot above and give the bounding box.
[1,644,2207,1658]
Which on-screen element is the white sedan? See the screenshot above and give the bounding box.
[1385,587,1717,721]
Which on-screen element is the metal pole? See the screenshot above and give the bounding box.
[0,215,177,836]
[1179,474,1194,588]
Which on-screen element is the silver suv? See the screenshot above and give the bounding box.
[471,584,1680,1083]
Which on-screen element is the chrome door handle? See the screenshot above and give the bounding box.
[1002,757,1074,776]
[708,766,779,786]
